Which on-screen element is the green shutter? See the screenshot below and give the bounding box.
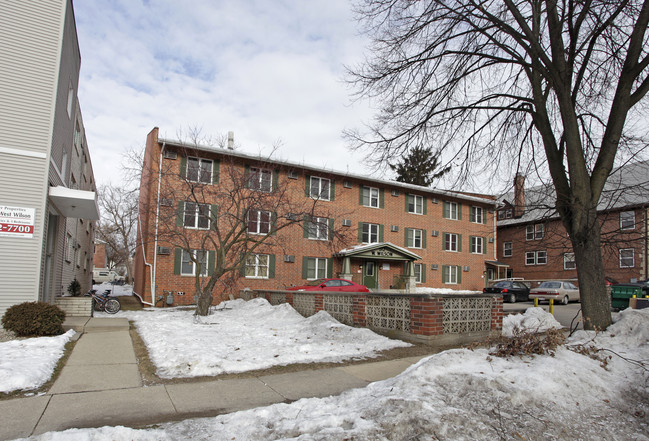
[405,228,412,247]
[379,188,385,208]
[421,264,427,283]
[268,255,276,278]
[305,175,311,196]
[469,207,475,222]
[458,203,463,220]
[239,254,247,276]
[304,215,311,238]
[208,250,216,275]
[483,236,487,254]
[359,186,365,205]
[272,170,279,191]
[443,202,449,218]
[483,209,488,225]
[174,248,182,275]
[244,165,251,188]
[423,197,427,215]
[180,156,187,178]
[328,218,334,240]
[442,265,448,283]
[302,257,309,279]
[405,195,411,212]
[177,201,185,227]
[458,234,463,252]
[379,224,384,242]
[212,160,220,184]
[210,204,218,229]
[469,236,475,253]
[358,222,364,242]
[271,212,278,235]
[330,180,335,201]
[442,232,447,250]
[422,230,427,248]
[457,266,462,284]
[327,258,333,278]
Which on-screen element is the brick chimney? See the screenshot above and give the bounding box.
[514,174,525,217]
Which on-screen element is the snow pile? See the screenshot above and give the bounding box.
[502,307,563,337]
[0,330,75,393]
[92,282,133,297]
[15,309,649,440]
[413,287,481,295]
[119,298,410,378]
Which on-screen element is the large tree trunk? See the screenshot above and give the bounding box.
[195,290,213,316]
[570,214,612,331]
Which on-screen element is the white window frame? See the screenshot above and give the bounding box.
[184,202,211,229]
[247,209,271,235]
[245,254,270,278]
[620,211,635,230]
[526,224,544,240]
[564,253,576,270]
[470,236,484,254]
[249,167,273,192]
[362,223,380,243]
[444,233,458,252]
[181,249,209,276]
[471,206,484,223]
[525,251,536,265]
[444,201,458,220]
[407,228,423,248]
[308,217,330,240]
[306,257,328,280]
[536,250,547,265]
[414,263,423,283]
[444,265,458,284]
[186,157,213,184]
[64,233,73,262]
[309,177,331,201]
[407,194,423,214]
[503,241,513,257]
[362,186,380,208]
[619,248,635,268]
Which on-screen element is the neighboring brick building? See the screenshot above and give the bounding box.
[134,128,499,306]
[496,161,649,284]
[93,240,107,269]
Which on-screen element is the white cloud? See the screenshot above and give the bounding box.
[74,0,375,186]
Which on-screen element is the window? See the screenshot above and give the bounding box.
[187,157,213,184]
[406,228,424,248]
[526,224,544,240]
[184,202,210,229]
[470,236,484,254]
[407,194,424,214]
[66,82,74,118]
[361,186,380,208]
[443,233,459,252]
[525,251,536,265]
[362,223,380,243]
[307,216,330,240]
[414,263,423,283]
[503,242,513,257]
[526,251,546,265]
[620,211,635,230]
[249,167,273,192]
[181,249,209,276]
[620,248,635,268]
[443,201,459,220]
[564,253,576,270]
[309,177,331,200]
[470,206,484,224]
[245,254,270,278]
[248,210,271,235]
[443,265,459,284]
[304,257,328,279]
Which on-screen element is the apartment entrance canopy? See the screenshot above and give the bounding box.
[49,186,99,220]
[334,242,422,262]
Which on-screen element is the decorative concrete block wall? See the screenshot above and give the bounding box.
[55,297,93,317]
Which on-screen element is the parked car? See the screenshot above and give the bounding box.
[288,278,370,292]
[92,269,122,285]
[604,276,619,286]
[483,280,530,303]
[529,281,580,305]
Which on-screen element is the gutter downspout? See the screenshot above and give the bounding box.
[151,142,166,307]
[136,214,154,306]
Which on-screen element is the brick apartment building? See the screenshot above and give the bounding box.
[134,128,499,306]
[497,161,649,284]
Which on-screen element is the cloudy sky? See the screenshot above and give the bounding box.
[74,0,377,188]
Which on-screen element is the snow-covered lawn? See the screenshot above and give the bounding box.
[115,298,411,378]
[92,282,133,297]
[11,307,649,440]
[0,330,75,393]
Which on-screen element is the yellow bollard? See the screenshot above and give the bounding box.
[534,297,539,307]
[549,298,554,315]
[633,294,637,298]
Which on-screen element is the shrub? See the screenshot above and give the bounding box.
[1,302,66,337]
[67,278,81,297]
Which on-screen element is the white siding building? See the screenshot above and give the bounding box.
[0,0,99,316]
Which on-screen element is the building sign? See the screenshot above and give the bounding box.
[371,248,394,257]
[0,205,35,238]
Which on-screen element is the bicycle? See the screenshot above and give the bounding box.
[86,289,121,314]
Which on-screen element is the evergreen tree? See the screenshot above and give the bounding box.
[389,147,450,187]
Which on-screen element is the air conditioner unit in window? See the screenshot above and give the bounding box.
[163,150,177,160]
[391,225,399,232]
[431,230,439,237]
[157,246,171,255]
[288,170,299,179]
[284,255,295,263]
[463,266,470,272]
[342,219,352,227]
[343,181,352,188]
[488,237,495,243]
[431,198,439,204]
[431,264,438,270]
[286,213,298,221]
[391,189,400,197]
[160,198,173,207]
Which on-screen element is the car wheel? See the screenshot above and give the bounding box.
[509,293,516,303]
[562,295,569,305]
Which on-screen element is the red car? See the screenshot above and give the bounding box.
[288,278,370,292]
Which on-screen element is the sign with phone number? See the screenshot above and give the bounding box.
[0,205,35,238]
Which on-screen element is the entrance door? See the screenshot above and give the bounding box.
[43,213,58,302]
[362,261,378,289]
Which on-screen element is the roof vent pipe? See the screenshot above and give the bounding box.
[227,131,234,150]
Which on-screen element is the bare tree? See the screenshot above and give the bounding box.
[347,1,649,330]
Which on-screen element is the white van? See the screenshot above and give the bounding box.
[92,269,120,284]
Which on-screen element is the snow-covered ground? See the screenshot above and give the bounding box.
[113,298,411,378]
[0,330,75,393]
[92,282,133,297]
[6,304,649,440]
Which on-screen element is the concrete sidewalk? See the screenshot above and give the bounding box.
[0,318,428,441]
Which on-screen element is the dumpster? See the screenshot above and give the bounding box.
[611,284,643,309]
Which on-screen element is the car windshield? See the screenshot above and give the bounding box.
[305,279,326,286]
[493,282,510,288]
[538,282,561,289]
